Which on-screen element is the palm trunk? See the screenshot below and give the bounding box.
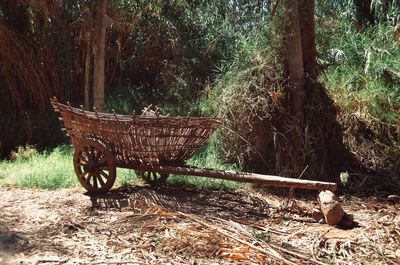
[93,0,107,111]
[285,0,305,115]
[84,32,92,110]
[299,0,316,80]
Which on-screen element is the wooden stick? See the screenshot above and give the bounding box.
[140,104,153,117]
[93,107,100,120]
[80,105,86,116]
[177,212,295,265]
[130,165,337,191]
[112,109,119,121]
[67,101,73,112]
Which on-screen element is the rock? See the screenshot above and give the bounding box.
[318,190,345,226]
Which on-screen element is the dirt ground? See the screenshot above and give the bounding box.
[0,185,399,265]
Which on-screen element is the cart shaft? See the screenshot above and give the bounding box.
[131,164,337,191]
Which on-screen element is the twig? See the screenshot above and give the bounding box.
[207,215,326,265]
[177,211,296,265]
[298,165,309,180]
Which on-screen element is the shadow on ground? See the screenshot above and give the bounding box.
[87,185,273,221]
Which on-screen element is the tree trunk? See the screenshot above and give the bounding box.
[299,0,316,80]
[285,0,305,115]
[84,32,92,110]
[92,0,107,111]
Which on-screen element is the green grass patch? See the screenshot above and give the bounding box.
[0,141,243,191]
[0,145,140,189]
[0,145,77,189]
[166,137,245,190]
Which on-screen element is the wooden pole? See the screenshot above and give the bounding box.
[131,165,337,191]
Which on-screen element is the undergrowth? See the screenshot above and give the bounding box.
[317,19,400,190]
[0,145,77,189]
[0,143,242,191]
[204,5,347,182]
[170,136,244,190]
[319,22,400,125]
[0,145,138,189]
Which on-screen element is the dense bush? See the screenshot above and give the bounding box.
[316,6,400,189]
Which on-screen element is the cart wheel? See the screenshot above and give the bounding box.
[136,171,169,185]
[73,139,116,193]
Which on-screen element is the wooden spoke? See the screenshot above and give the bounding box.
[99,170,109,180]
[96,166,108,171]
[86,173,93,184]
[79,154,88,162]
[96,173,105,187]
[79,171,88,180]
[93,175,99,189]
[83,146,89,157]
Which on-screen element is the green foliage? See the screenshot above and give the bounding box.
[0,145,139,189]
[167,175,243,190]
[168,135,244,190]
[208,51,285,172]
[316,2,400,185]
[107,0,273,116]
[318,17,400,125]
[10,145,38,161]
[202,6,292,174]
[251,229,271,242]
[340,171,350,185]
[316,0,400,26]
[1,0,399,189]
[0,0,274,156]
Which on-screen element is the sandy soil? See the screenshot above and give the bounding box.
[0,185,399,264]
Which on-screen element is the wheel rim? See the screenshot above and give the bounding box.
[74,139,116,193]
[137,171,169,185]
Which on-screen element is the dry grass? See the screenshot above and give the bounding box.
[1,186,399,264]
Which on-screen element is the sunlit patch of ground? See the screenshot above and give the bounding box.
[1,186,399,264]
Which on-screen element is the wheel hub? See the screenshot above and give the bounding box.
[83,160,97,173]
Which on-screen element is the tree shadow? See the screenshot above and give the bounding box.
[0,219,31,263]
[86,185,271,221]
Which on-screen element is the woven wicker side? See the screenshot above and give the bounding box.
[122,123,216,165]
[51,99,220,166]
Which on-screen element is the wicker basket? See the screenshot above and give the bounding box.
[51,99,221,166]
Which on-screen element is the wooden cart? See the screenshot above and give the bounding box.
[51,98,337,194]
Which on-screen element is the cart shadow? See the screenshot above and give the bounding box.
[86,185,272,221]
